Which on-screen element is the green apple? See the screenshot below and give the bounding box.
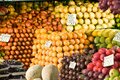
[76,6,80,12]
[84,12,89,19]
[107,43,113,49]
[109,77,115,80]
[113,76,120,80]
[103,18,109,23]
[91,18,97,24]
[109,69,119,77]
[100,37,105,43]
[78,19,84,24]
[85,19,91,24]
[82,24,88,31]
[77,12,83,18]
[92,6,98,12]
[95,12,102,18]
[66,25,74,32]
[105,38,112,44]
[98,19,103,25]
[81,6,86,12]
[94,37,100,43]
[74,24,82,30]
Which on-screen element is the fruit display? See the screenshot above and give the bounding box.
[92,29,120,49]
[0,28,35,69]
[59,49,96,80]
[99,0,120,14]
[104,69,120,80]
[53,1,115,32]
[82,47,120,79]
[31,29,94,69]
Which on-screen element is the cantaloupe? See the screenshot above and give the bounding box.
[25,65,43,80]
[42,64,59,80]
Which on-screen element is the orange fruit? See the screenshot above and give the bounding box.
[84,40,90,45]
[88,36,94,42]
[80,38,85,44]
[53,57,58,63]
[79,43,84,49]
[89,44,94,49]
[82,34,87,39]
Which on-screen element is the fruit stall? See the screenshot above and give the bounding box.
[0,0,120,80]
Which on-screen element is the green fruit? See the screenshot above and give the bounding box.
[100,37,105,43]
[116,18,120,23]
[113,76,120,80]
[99,43,106,48]
[117,23,120,27]
[112,40,117,45]
[109,69,119,77]
[109,77,115,80]
[94,37,100,43]
[105,38,112,44]
[107,43,113,49]
[117,42,120,46]
[102,29,111,37]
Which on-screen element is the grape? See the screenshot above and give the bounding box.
[99,0,120,14]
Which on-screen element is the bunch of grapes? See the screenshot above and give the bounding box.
[99,0,120,14]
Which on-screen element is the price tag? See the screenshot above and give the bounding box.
[67,14,76,25]
[69,61,76,69]
[103,54,114,67]
[45,41,52,48]
[113,32,120,42]
[0,34,11,42]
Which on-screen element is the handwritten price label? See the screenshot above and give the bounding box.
[103,54,114,67]
[67,14,76,26]
[69,61,76,69]
[45,41,52,48]
[113,32,120,42]
[0,34,11,42]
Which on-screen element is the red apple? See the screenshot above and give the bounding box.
[93,52,100,60]
[93,66,99,72]
[98,48,107,54]
[115,53,120,61]
[98,67,103,72]
[116,48,120,53]
[100,54,106,61]
[112,61,119,68]
[105,50,113,55]
[102,68,109,74]
[96,60,103,67]
[87,63,94,70]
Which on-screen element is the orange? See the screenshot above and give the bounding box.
[88,36,94,42]
[53,57,58,63]
[80,38,85,43]
[84,45,88,48]
[84,40,90,45]
[82,34,87,39]
[79,43,84,49]
[89,44,94,49]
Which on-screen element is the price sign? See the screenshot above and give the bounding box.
[113,32,120,42]
[103,54,114,67]
[45,41,52,48]
[0,34,11,42]
[69,61,76,69]
[67,14,76,25]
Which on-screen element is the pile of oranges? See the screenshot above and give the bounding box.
[31,29,94,69]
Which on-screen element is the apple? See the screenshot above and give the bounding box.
[105,50,112,55]
[77,12,83,18]
[84,12,89,19]
[116,48,120,53]
[109,69,119,77]
[91,18,97,24]
[87,63,94,70]
[78,19,84,24]
[74,24,82,30]
[85,19,90,24]
[100,54,106,61]
[98,48,107,54]
[102,68,109,74]
[66,25,74,32]
[96,60,102,67]
[89,12,95,19]
[115,53,120,61]
[113,76,120,80]
[112,61,119,68]
[93,66,99,72]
